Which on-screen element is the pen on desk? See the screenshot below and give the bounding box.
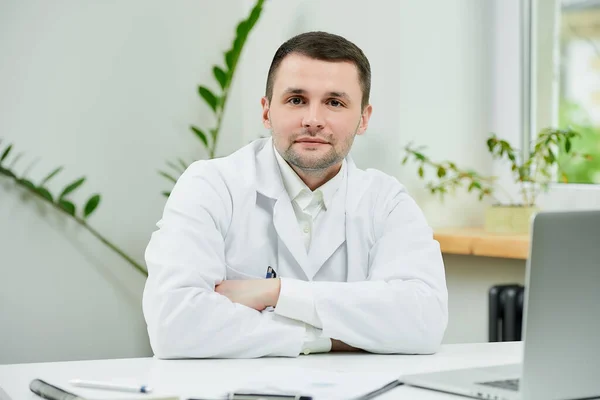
[69,379,153,393]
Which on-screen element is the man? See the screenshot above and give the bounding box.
[143,31,448,358]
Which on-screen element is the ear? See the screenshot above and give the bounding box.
[261,97,271,129]
[356,104,373,136]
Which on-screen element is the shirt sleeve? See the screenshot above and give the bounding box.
[274,278,322,328]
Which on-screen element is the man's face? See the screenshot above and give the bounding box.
[261,53,372,172]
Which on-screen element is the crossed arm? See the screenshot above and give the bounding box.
[214,278,360,352]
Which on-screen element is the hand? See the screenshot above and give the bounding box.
[215,278,281,311]
[331,339,362,352]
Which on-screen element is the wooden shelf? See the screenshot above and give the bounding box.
[433,228,530,260]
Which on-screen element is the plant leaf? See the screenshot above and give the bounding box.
[159,171,177,184]
[0,144,12,164]
[198,86,218,112]
[40,166,64,185]
[35,187,53,202]
[418,166,424,178]
[178,158,188,171]
[84,194,101,218]
[18,178,36,191]
[8,152,23,168]
[59,177,86,200]
[191,126,209,148]
[236,20,248,38]
[225,49,235,70]
[414,152,426,161]
[437,167,446,178]
[58,199,76,216]
[166,160,185,175]
[401,156,409,165]
[246,0,264,31]
[162,191,171,197]
[213,66,228,89]
[0,166,16,178]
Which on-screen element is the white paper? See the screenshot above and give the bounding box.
[230,366,399,400]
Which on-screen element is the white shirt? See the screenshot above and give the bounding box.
[274,146,345,251]
[273,146,345,354]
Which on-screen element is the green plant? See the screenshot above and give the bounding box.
[402,128,591,207]
[159,0,265,197]
[0,139,147,276]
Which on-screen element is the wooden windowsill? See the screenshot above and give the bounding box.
[433,228,530,260]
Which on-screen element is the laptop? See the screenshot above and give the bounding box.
[400,210,600,400]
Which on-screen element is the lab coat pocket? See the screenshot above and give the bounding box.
[225,265,264,280]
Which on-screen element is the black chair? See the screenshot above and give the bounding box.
[489,284,525,342]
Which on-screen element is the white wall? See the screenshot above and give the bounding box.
[1,0,527,364]
[0,0,248,364]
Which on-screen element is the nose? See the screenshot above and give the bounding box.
[302,104,325,131]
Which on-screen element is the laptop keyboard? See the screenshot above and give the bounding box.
[477,378,520,391]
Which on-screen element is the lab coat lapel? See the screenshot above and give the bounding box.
[344,158,371,282]
[255,138,311,274]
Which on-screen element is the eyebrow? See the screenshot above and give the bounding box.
[282,87,352,102]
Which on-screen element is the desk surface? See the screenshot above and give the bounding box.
[0,342,522,400]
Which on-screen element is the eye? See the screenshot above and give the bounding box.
[287,97,304,105]
[328,99,343,108]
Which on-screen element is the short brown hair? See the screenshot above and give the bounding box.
[265,31,371,110]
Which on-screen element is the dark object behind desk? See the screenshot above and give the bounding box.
[489,284,525,342]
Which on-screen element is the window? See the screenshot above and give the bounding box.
[530,0,600,185]
[557,1,600,183]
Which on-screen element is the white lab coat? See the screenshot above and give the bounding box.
[143,138,448,358]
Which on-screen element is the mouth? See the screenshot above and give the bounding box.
[294,138,329,145]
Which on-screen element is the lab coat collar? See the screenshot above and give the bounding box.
[255,138,286,200]
[255,137,360,206]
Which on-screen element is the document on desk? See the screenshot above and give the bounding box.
[228,366,400,400]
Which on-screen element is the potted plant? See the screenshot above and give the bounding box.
[402,128,592,234]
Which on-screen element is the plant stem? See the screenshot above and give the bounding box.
[210,92,228,159]
[74,218,148,276]
[7,174,148,276]
[519,180,531,207]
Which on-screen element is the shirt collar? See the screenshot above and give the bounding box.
[273,144,345,211]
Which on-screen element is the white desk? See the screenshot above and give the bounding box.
[0,342,522,399]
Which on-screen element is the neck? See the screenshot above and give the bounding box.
[290,162,342,191]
